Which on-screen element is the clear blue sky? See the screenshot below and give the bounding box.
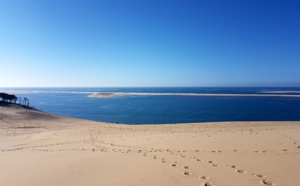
[0,0,299,87]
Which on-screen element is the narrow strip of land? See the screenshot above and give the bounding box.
[88,92,300,98]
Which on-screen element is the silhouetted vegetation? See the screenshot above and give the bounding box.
[0,92,31,108]
[0,92,17,103]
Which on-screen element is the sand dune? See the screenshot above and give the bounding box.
[1,105,300,186]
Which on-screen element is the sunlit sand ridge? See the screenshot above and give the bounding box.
[1,105,300,186]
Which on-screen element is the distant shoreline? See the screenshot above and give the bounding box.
[88,92,300,98]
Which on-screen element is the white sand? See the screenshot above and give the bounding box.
[1,105,300,186]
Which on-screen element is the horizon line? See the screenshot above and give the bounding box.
[1,85,300,88]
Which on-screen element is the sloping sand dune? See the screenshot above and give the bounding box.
[1,105,300,186]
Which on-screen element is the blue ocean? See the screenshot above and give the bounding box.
[1,87,300,124]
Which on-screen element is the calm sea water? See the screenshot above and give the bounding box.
[1,87,300,124]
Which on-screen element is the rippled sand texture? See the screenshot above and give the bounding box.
[1,105,300,186]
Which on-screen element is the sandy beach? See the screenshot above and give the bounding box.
[1,105,300,186]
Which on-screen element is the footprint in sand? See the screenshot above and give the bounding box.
[183,171,191,175]
[172,163,177,167]
[252,174,266,178]
[201,182,214,186]
[260,180,275,185]
[183,166,189,169]
[199,176,209,179]
[236,169,247,173]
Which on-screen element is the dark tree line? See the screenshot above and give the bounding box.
[0,93,17,103]
[0,92,30,107]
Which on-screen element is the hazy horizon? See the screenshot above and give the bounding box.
[1,0,299,87]
[2,85,300,89]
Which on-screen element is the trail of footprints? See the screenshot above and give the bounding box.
[133,147,276,186]
[282,134,300,150]
[2,128,278,186]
